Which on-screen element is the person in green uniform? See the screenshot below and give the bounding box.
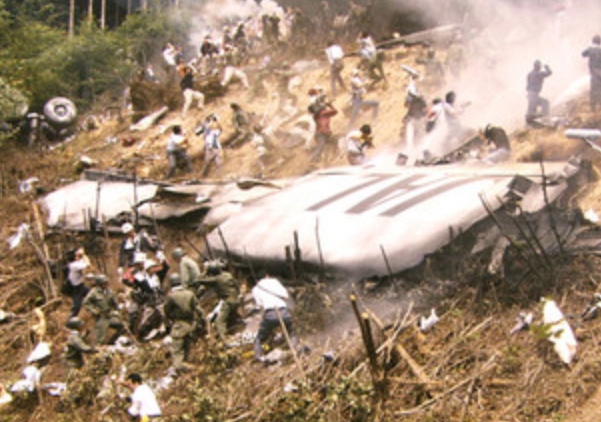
[164,273,206,372]
[198,261,241,343]
[63,317,97,369]
[83,274,124,345]
[171,248,201,290]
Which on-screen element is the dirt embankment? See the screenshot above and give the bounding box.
[2,39,601,421]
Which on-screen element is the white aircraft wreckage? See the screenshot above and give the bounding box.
[206,160,592,278]
[39,158,600,278]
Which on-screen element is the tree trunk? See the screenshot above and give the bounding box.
[69,0,75,37]
[88,0,93,21]
[127,0,132,15]
[101,0,106,29]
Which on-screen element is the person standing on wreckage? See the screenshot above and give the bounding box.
[117,222,158,278]
[525,60,552,125]
[582,35,601,112]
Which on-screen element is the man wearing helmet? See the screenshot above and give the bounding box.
[171,247,201,290]
[164,273,206,372]
[198,261,241,343]
[83,274,124,345]
[63,317,97,369]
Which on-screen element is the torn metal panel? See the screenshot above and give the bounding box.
[41,181,158,230]
[208,162,580,278]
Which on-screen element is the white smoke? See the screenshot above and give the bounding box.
[390,0,601,136]
[176,0,287,48]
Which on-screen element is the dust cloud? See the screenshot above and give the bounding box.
[389,0,601,131]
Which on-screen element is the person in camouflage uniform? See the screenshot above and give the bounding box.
[164,273,206,372]
[198,261,241,343]
[171,247,201,290]
[63,317,97,369]
[83,274,124,345]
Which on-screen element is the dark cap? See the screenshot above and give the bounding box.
[66,317,83,329]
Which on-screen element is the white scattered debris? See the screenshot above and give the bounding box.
[10,365,41,393]
[130,106,169,132]
[510,312,534,335]
[419,308,439,332]
[263,348,288,364]
[7,224,29,250]
[18,177,39,194]
[27,342,51,364]
[542,298,578,365]
[283,382,299,393]
[322,351,335,363]
[148,375,174,393]
[581,293,601,321]
[162,336,173,347]
[0,385,13,405]
[585,208,600,224]
[209,300,223,322]
[106,336,137,356]
[226,331,256,348]
[42,382,67,396]
[0,310,16,323]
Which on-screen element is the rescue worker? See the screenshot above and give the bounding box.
[63,317,97,369]
[198,261,241,343]
[482,124,511,163]
[171,247,201,290]
[526,60,552,124]
[66,247,90,317]
[118,223,157,277]
[124,373,162,420]
[418,47,445,94]
[164,273,205,372]
[166,124,193,179]
[83,274,124,345]
[199,114,223,177]
[346,124,374,165]
[274,62,298,110]
[252,272,297,362]
[325,40,347,98]
[225,103,253,148]
[358,31,386,86]
[348,68,379,131]
[310,97,338,163]
[180,66,205,118]
[582,35,601,112]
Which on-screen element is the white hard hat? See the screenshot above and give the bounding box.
[144,259,158,271]
[122,223,134,234]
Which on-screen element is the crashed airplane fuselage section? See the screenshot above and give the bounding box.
[212,162,579,277]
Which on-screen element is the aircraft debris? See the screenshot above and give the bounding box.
[10,366,41,393]
[581,293,601,321]
[584,208,600,224]
[541,298,577,365]
[18,177,39,194]
[26,342,51,364]
[7,224,29,250]
[42,382,67,397]
[129,106,169,132]
[510,312,534,335]
[419,308,439,332]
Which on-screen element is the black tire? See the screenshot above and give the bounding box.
[43,97,77,127]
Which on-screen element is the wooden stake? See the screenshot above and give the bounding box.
[314,217,325,276]
[379,244,394,280]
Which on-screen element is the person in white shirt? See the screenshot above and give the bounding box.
[126,373,162,420]
[252,273,297,361]
[166,125,192,179]
[325,41,346,97]
[67,247,90,317]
